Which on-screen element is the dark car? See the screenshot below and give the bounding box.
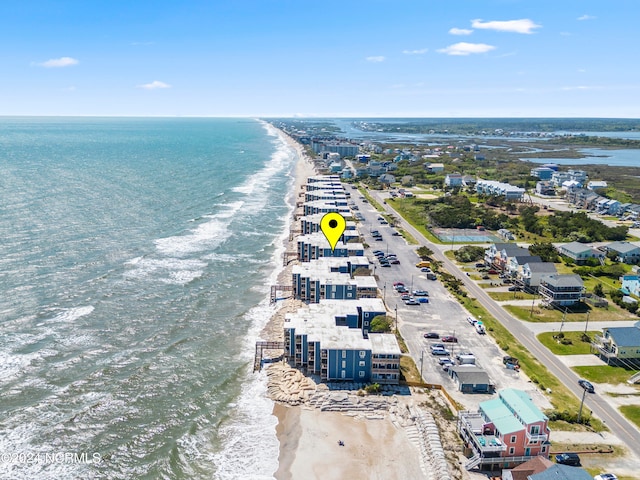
[508,285,521,291]
[475,263,485,268]
[578,379,595,393]
[441,335,458,343]
[392,231,401,236]
[424,332,439,339]
[487,269,498,274]
[555,453,581,466]
[375,236,384,241]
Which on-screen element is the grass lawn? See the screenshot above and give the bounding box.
[537,331,600,355]
[385,198,443,244]
[400,354,421,383]
[572,365,640,384]
[506,302,635,323]
[488,291,538,301]
[619,405,640,430]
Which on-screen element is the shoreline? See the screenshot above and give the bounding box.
[260,127,444,480]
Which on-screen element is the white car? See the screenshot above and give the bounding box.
[594,474,618,480]
[466,316,477,325]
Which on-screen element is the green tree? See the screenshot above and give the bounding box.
[416,246,434,259]
[593,283,604,297]
[370,315,392,333]
[528,242,560,263]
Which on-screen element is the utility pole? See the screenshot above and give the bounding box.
[577,387,587,423]
[395,304,398,333]
[420,350,424,381]
[584,310,590,334]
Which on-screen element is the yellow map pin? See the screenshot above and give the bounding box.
[320,212,346,251]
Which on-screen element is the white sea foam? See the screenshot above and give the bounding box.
[50,305,95,323]
[207,122,297,480]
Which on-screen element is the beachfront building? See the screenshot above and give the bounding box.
[558,241,605,265]
[292,263,377,303]
[296,233,364,262]
[304,189,348,203]
[605,241,640,264]
[592,322,640,366]
[302,200,351,217]
[300,214,358,239]
[587,180,608,191]
[283,299,400,384]
[458,388,551,471]
[311,141,359,157]
[566,188,601,210]
[538,274,584,307]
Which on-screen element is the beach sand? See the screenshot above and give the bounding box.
[261,129,435,480]
[273,404,427,480]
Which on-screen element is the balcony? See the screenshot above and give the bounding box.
[526,431,548,443]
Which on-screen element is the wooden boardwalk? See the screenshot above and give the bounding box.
[254,341,285,371]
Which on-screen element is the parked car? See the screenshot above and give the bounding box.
[441,335,458,343]
[431,348,451,356]
[594,474,618,480]
[508,286,521,291]
[412,290,429,296]
[420,267,431,273]
[392,231,401,236]
[502,279,512,284]
[424,332,439,339]
[396,286,408,293]
[503,356,519,366]
[439,357,454,366]
[417,297,429,303]
[379,262,391,267]
[555,453,581,466]
[475,263,485,268]
[390,259,400,264]
[482,275,490,280]
[430,343,445,351]
[375,236,384,241]
[487,269,498,274]
[578,379,595,393]
[404,298,420,305]
[466,316,477,325]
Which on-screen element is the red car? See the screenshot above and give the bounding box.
[441,335,458,343]
[487,269,498,275]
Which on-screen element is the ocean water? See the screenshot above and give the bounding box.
[0,117,298,479]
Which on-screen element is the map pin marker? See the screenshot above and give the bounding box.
[320,212,346,252]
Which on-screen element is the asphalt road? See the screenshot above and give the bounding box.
[365,187,640,457]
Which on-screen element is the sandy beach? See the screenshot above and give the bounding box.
[261,129,449,480]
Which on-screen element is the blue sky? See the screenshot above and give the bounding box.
[1,0,638,117]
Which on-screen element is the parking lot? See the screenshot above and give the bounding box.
[350,190,553,411]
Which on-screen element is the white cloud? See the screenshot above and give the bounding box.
[37,57,79,68]
[471,18,541,34]
[449,28,473,35]
[437,42,496,56]
[402,48,428,55]
[577,14,596,21]
[366,56,385,63]
[137,80,172,90]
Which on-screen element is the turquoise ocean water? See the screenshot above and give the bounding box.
[0,118,297,479]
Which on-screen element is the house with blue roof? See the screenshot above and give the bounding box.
[529,464,593,480]
[458,388,551,471]
[605,241,640,264]
[593,321,640,365]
